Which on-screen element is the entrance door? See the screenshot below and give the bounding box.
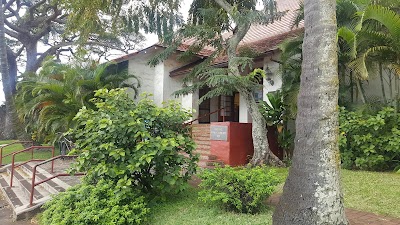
[198,88,211,123]
[218,93,239,122]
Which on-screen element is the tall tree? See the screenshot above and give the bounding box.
[273,0,348,224]
[0,0,14,139]
[0,0,144,139]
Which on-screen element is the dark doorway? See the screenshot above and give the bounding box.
[198,88,211,123]
[218,93,239,122]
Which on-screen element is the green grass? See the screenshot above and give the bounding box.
[342,169,400,218]
[270,167,400,218]
[145,167,400,224]
[144,187,274,225]
[0,140,55,165]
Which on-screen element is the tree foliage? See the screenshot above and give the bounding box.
[198,166,279,214]
[1,0,144,139]
[339,107,400,171]
[68,88,198,198]
[14,59,139,143]
[60,0,183,43]
[40,179,149,225]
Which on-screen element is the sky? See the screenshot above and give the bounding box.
[0,1,192,104]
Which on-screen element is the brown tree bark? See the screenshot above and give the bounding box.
[0,1,16,139]
[273,0,348,224]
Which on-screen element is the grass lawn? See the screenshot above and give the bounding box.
[145,167,400,224]
[0,140,55,165]
[342,169,400,218]
[145,186,274,225]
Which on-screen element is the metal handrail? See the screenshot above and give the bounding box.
[10,146,55,187]
[0,141,33,166]
[30,155,85,206]
[184,107,226,126]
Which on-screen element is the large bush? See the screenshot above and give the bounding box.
[69,88,198,198]
[339,107,400,171]
[198,166,279,214]
[40,179,149,225]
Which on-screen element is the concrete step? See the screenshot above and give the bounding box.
[182,152,217,161]
[20,163,68,194]
[198,160,224,168]
[194,149,211,156]
[192,135,211,141]
[195,146,210,151]
[0,161,75,221]
[193,140,210,146]
[6,167,48,202]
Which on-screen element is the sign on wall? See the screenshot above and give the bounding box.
[210,125,228,141]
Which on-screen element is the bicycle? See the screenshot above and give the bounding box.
[58,134,74,156]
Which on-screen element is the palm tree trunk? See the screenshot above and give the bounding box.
[0,1,16,139]
[379,63,387,104]
[396,73,399,113]
[389,69,393,103]
[350,71,354,103]
[273,0,348,224]
[356,79,367,104]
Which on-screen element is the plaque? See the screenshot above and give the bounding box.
[210,125,228,141]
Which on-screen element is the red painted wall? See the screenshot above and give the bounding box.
[210,122,254,166]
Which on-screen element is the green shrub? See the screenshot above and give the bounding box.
[198,166,279,214]
[40,179,149,225]
[339,107,400,171]
[69,88,198,199]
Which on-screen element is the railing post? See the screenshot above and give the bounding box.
[0,145,3,166]
[10,153,16,187]
[30,165,37,206]
[51,146,55,173]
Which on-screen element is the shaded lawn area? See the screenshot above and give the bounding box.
[146,167,399,224]
[0,140,55,165]
[145,186,274,225]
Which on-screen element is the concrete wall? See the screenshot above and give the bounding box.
[127,50,198,120]
[127,49,160,101]
[162,55,187,103]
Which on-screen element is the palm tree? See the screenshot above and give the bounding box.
[273,0,348,223]
[348,4,400,109]
[15,59,140,143]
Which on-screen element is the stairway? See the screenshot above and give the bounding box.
[0,161,75,221]
[191,124,224,168]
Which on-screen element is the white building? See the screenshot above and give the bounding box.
[112,0,302,124]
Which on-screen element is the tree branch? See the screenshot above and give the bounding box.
[214,0,233,14]
[28,0,46,21]
[4,27,19,39]
[4,0,17,10]
[4,18,29,34]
